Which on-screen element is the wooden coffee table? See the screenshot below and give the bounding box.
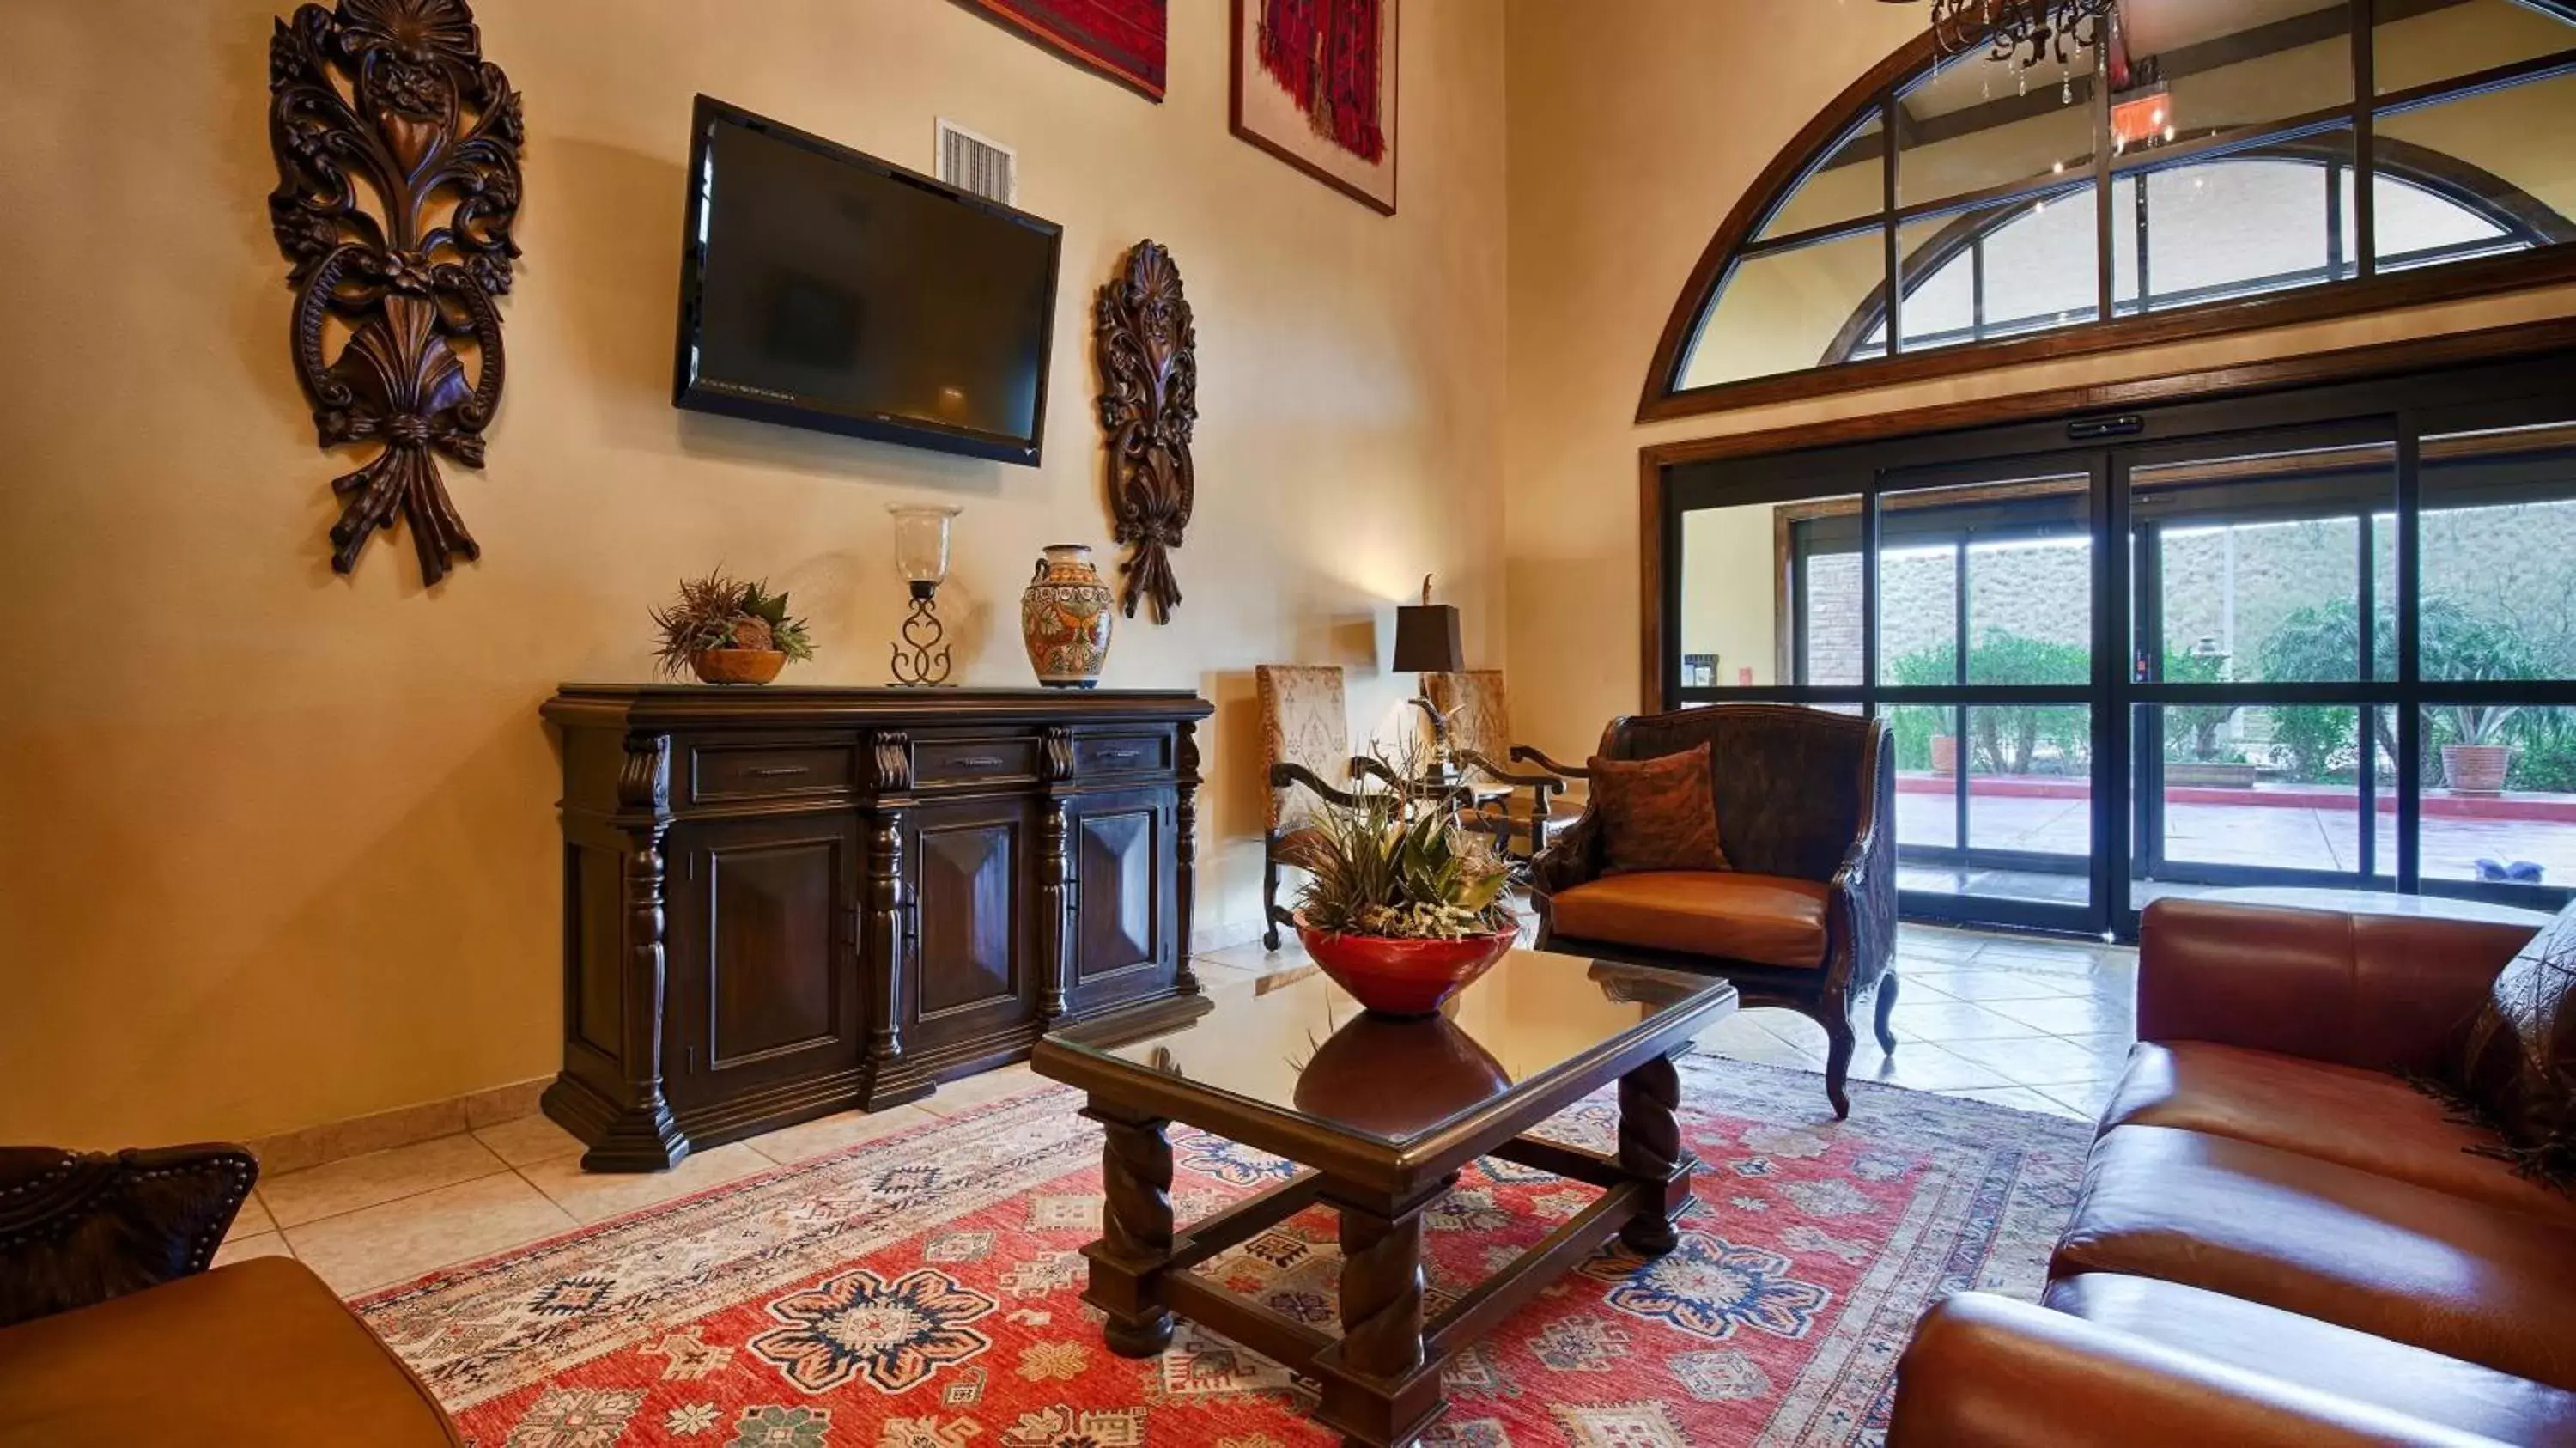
[1031,949,1736,1448]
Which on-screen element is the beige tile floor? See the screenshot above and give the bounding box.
[222,922,2134,1295]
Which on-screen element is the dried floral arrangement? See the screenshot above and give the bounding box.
[649,570,814,678]
[1279,751,1515,941]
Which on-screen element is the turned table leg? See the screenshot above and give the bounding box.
[1618,1052,1692,1256]
[1082,1101,1175,1357]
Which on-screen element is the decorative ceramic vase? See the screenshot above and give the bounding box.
[1021,545,1115,688]
[692,648,787,685]
[1295,916,1518,1018]
[1291,1012,1510,1138]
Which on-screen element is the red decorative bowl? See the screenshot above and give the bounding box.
[1294,917,1519,1017]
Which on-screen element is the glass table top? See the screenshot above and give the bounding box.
[1047,949,1732,1147]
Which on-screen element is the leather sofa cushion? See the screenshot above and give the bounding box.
[2044,1274,2576,1447]
[1548,871,1827,967]
[2054,1124,2576,1391]
[2103,1042,2576,1224]
[0,1256,460,1445]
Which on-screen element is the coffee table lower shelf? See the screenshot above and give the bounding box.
[1072,1058,1698,1448]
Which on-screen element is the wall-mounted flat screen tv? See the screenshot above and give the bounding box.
[672,95,1062,465]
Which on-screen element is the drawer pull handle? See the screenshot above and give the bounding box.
[746,764,812,778]
[953,755,1006,770]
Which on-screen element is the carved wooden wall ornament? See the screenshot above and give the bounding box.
[268,0,523,585]
[1094,240,1198,624]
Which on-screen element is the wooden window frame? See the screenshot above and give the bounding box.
[1640,3,2576,423]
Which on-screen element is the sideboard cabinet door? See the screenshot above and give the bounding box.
[662,813,864,1110]
[1066,788,1177,1016]
[906,797,1041,1067]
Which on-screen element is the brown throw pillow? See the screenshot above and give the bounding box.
[2455,903,2576,1190]
[1586,742,1729,875]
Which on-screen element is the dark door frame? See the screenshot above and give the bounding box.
[1643,317,2576,939]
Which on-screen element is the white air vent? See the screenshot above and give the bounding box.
[935,118,1018,206]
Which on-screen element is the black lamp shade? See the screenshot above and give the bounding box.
[1394,604,1463,673]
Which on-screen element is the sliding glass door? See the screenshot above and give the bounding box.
[1876,459,2108,933]
[2123,426,2400,914]
[1657,347,2576,939]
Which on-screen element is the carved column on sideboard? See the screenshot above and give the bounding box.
[1174,719,1202,995]
[855,730,933,1112]
[573,732,689,1171]
[1038,725,1077,1022]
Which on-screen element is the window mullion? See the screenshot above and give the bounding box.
[1883,90,1902,356]
[2354,0,2378,279]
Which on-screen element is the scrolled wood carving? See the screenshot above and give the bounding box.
[268,0,522,585]
[1095,240,1198,624]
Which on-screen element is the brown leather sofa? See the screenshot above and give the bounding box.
[1889,897,2576,1446]
[1531,703,1898,1117]
[0,1144,462,1445]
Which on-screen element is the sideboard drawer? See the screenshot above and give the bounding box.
[914,735,1040,785]
[689,741,854,802]
[1074,732,1170,777]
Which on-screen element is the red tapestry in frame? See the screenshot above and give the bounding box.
[954,0,1167,101]
[1231,0,1399,214]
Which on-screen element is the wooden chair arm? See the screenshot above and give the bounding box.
[1510,745,1590,779]
[0,1144,258,1329]
[1454,748,1566,796]
[1269,761,1368,812]
[1347,756,1477,810]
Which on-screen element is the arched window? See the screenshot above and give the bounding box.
[1645,0,2576,419]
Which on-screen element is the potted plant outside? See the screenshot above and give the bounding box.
[2444,704,2520,796]
[652,571,815,685]
[1278,771,1518,1017]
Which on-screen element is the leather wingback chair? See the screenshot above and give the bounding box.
[1530,704,1899,1118]
[0,1144,464,1443]
[1423,669,1586,861]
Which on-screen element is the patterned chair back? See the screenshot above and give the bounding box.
[1425,671,1511,764]
[1598,704,1889,883]
[1256,665,1351,834]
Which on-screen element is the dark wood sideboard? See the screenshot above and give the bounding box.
[540,685,1214,1171]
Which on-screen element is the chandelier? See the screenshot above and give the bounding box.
[1888,0,2119,71]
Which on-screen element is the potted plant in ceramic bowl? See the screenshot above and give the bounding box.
[1279,773,1518,1017]
[652,570,815,685]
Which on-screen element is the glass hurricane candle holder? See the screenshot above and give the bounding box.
[887,504,960,686]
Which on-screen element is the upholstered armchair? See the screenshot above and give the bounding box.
[1424,669,1587,860]
[0,1144,462,1441]
[1530,704,1899,1118]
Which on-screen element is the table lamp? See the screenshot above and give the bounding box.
[1394,575,1464,777]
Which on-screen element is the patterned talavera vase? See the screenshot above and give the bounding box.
[1021,545,1115,688]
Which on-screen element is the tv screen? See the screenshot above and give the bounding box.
[672,96,1062,465]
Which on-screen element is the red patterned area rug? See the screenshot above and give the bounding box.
[357,1058,2086,1447]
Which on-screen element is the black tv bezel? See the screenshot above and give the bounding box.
[671,94,1063,466]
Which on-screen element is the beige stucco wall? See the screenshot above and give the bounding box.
[0,0,1506,1147]
[1502,0,2576,765]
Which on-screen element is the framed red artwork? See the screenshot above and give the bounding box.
[1230,0,1399,215]
[954,0,1168,101]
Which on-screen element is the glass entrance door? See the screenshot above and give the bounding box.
[2122,426,2401,926]
[1877,456,2112,934]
